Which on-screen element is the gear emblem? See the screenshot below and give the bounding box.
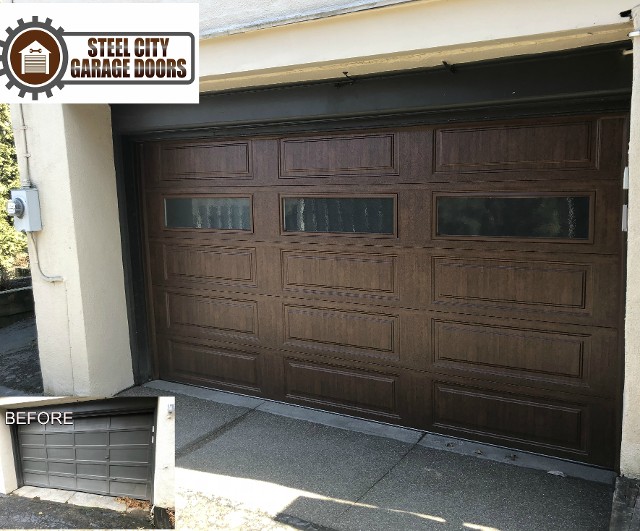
[0,16,68,100]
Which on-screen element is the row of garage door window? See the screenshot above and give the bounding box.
[163,195,591,239]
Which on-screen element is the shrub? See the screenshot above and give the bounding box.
[0,104,28,283]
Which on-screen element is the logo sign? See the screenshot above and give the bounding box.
[0,3,198,103]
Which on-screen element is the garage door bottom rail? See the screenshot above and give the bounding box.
[160,347,618,470]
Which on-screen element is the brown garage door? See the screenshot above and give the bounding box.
[140,113,626,467]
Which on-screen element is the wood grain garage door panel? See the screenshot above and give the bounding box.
[160,140,253,181]
[281,250,398,298]
[283,304,399,361]
[429,251,618,326]
[433,383,587,451]
[435,120,597,172]
[433,320,584,378]
[279,133,399,178]
[141,114,625,467]
[159,290,259,342]
[429,319,618,397]
[151,242,257,288]
[284,359,400,418]
[433,257,589,310]
[162,338,261,392]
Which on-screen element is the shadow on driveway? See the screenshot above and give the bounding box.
[176,411,614,531]
[121,384,614,531]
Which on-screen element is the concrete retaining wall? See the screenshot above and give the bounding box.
[0,287,34,319]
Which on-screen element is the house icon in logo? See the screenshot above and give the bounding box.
[19,40,50,75]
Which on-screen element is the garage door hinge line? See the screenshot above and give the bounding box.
[623,166,629,232]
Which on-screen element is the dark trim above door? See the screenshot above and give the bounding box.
[111,42,631,139]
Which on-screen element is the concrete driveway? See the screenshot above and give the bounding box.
[120,381,615,531]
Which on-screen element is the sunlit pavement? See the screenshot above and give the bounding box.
[120,381,614,531]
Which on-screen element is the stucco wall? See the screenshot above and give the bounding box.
[62,105,133,396]
[199,0,631,91]
[0,418,17,495]
[621,6,640,480]
[10,104,133,396]
[153,397,175,509]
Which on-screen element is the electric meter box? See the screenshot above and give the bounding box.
[11,188,42,232]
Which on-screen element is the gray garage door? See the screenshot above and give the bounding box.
[16,410,155,500]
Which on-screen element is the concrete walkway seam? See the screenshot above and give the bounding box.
[327,432,429,526]
[145,380,616,486]
[175,405,262,460]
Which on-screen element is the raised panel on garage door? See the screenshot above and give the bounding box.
[141,113,626,468]
[432,115,625,181]
[429,315,618,397]
[429,250,620,327]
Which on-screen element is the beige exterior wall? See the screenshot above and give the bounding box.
[153,397,176,509]
[10,104,133,397]
[199,0,631,91]
[621,6,640,481]
[0,417,17,495]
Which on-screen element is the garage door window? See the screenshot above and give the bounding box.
[282,196,395,234]
[436,194,591,240]
[164,197,252,230]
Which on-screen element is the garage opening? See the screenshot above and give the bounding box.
[12,398,156,500]
[136,112,626,468]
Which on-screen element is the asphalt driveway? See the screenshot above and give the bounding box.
[0,493,153,529]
